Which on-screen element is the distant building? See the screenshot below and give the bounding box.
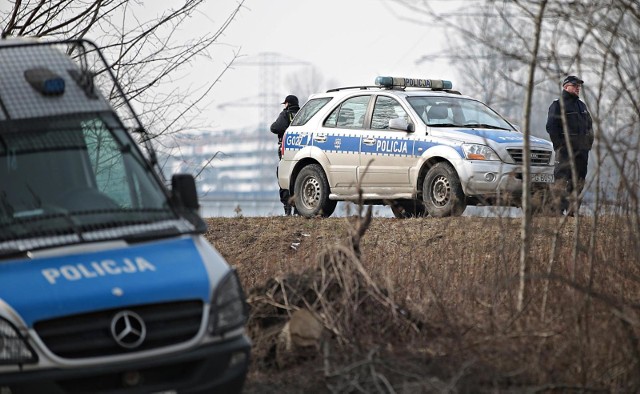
[158,126,279,201]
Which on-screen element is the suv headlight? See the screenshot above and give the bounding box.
[208,269,248,336]
[462,144,500,161]
[1,317,37,364]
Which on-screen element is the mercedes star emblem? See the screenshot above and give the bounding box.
[111,310,147,349]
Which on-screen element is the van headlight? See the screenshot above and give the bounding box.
[208,269,248,336]
[462,144,500,161]
[1,317,37,364]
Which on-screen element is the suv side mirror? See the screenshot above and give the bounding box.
[172,174,199,210]
[389,118,414,132]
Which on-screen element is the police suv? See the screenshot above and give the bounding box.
[0,39,250,392]
[278,76,555,218]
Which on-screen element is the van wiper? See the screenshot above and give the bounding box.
[7,208,85,242]
[0,247,30,260]
[45,210,85,241]
[123,226,183,244]
[463,123,511,131]
[0,191,15,221]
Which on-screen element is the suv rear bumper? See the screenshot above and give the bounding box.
[0,335,251,394]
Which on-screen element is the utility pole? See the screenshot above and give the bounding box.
[218,52,310,194]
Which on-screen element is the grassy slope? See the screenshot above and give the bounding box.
[206,215,640,393]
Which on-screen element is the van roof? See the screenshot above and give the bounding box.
[0,39,111,122]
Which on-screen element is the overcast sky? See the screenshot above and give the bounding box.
[197,0,461,131]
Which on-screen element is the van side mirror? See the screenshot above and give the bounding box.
[172,174,199,210]
[172,174,207,233]
[389,118,414,132]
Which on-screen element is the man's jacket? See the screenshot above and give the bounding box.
[546,90,594,151]
[270,105,300,142]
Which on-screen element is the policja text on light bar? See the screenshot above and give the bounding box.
[375,76,453,90]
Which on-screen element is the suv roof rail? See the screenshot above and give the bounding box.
[326,85,381,93]
[326,85,463,95]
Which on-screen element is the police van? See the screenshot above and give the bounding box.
[0,39,250,393]
[278,76,555,218]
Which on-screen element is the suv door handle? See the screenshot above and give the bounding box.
[314,135,327,143]
[363,137,376,145]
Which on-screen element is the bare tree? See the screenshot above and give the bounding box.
[0,0,247,141]
[387,0,640,312]
[284,66,339,105]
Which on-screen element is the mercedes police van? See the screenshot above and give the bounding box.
[0,39,250,393]
[278,76,555,218]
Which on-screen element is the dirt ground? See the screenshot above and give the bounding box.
[205,214,640,393]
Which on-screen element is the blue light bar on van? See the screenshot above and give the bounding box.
[375,76,452,90]
[24,67,65,96]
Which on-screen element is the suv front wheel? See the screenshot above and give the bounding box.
[294,164,337,218]
[423,162,466,217]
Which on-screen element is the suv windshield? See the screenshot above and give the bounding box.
[407,96,515,131]
[0,112,187,254]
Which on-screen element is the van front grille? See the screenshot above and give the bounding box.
[507,148,553,165]
[34,300,204,359]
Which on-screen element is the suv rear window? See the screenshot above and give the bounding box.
[291,98,332,126]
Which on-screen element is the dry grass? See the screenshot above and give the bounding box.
[206,212,640,393]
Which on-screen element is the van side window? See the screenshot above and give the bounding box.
[372,96,409,130]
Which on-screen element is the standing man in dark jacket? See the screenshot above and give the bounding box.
[270,94,300,216]
[546,75,594,216]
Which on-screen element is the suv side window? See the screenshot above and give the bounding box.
[323,96,370,129]
[372,96,409,129]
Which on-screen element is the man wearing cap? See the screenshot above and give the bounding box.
[546,75,594,216]
[270,94,300,216]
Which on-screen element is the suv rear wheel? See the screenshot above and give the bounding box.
[294,164,337,217]
[423,162,466,217]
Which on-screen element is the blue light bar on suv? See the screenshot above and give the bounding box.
[375,76,452,90]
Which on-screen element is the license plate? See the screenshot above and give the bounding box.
[531,173,554,183]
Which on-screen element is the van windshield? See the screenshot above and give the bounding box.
[0,112,192,255]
